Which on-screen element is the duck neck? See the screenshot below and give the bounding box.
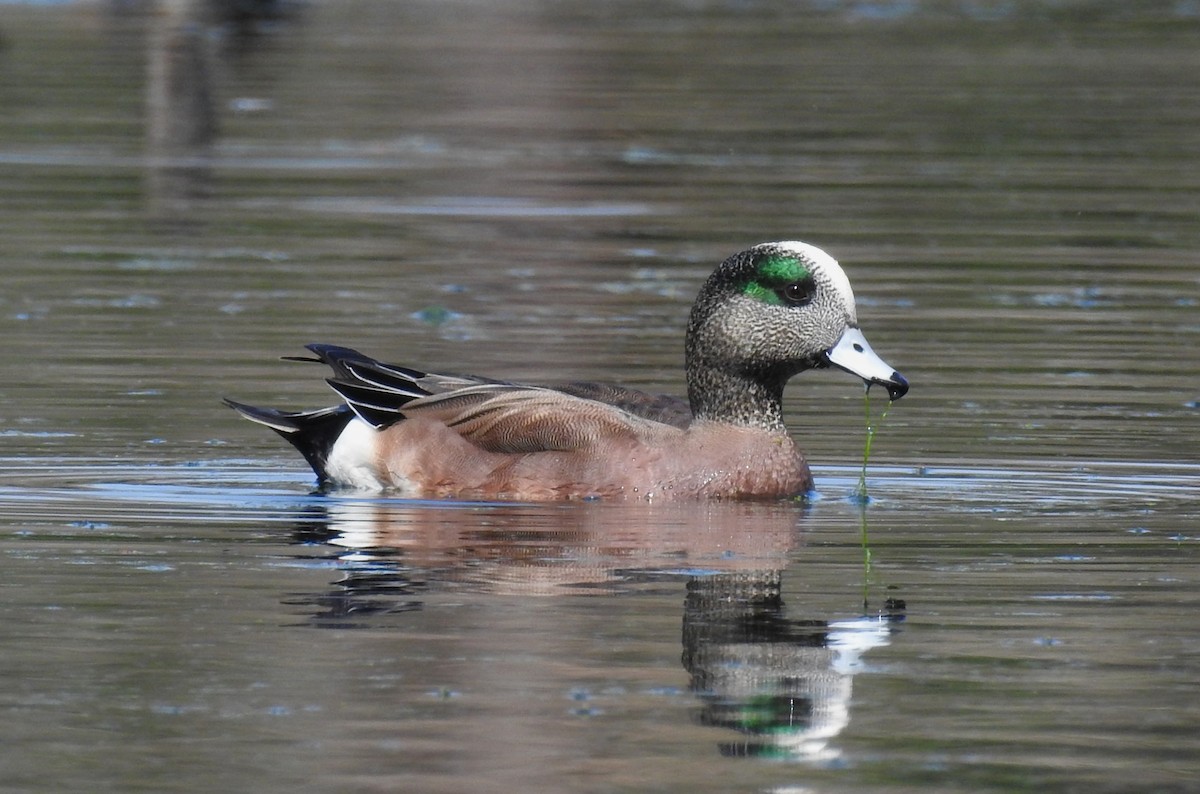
[686,361,789,432]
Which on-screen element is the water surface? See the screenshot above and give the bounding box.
[1,2,1198,792]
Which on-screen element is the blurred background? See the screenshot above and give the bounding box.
[1,0,1196,467]
[1,3,1198,792]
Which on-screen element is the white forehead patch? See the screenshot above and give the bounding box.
[769,241,858,322]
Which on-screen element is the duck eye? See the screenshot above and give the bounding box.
[780,282,812,306]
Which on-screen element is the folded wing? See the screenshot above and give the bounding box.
[301,344,683,454]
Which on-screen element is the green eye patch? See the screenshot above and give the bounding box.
[742,256,811,305]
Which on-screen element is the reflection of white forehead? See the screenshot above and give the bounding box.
[774,240,858,322]
[828,615,895,674]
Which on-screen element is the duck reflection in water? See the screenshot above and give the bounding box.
[284,497,903,762]
[684,571,903,761]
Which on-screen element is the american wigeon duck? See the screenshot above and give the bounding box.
[225,241,908,501]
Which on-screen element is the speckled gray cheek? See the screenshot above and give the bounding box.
[701,296,772,363]
[808,272,855,337]
[811,304,852,349]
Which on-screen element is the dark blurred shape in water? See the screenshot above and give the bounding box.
[145,0,217,219]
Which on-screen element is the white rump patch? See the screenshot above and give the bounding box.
[325,417,387,491]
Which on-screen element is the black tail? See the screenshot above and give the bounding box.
[287,343,432,428]
[223,399,355,483]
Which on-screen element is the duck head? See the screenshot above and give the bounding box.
[685,241,908,428]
